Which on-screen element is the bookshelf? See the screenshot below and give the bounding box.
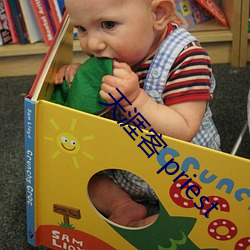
[0,0,246,77]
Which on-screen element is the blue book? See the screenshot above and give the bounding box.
[24,98,36,246]
[56,0,65,15]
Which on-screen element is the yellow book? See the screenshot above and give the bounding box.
[25,14,250,250]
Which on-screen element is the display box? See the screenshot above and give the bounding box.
[25,14,250,250]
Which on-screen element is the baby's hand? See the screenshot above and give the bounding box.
[55,62,81,85]
[100,61,140,107]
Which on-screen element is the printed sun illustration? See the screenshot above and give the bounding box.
[44,118,95,168]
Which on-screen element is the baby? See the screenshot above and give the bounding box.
[55,0,220,227]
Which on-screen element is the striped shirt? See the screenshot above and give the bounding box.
[136,22,212,106]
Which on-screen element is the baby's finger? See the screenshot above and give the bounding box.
[55,63,81,84]
[113,61,132,73]
[65,63,81,83]
[55,65,68,84]
[102,75,123,89]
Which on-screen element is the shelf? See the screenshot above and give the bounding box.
[190,19,232,43]
[0,40,86,77]
[0,0,245,76]
[0,39,82,57]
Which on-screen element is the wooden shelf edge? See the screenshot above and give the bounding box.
[0,29,233,59]
[0,40,82,57]
[191,30,233,43]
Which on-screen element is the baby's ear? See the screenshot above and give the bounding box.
[152,0,175,30]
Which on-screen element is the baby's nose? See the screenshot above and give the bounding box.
[88,35,106,53]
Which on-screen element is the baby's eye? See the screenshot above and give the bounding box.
[76,26,86,32]
[101,21,116,30]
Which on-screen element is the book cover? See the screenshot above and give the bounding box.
[30,0,55,45]
[2,0,19,43]
[19,0,43,43]
[0,0,12,45]
[25,13,250,250]
[27,13,73,102]
[175,0,213,29]
[9,0,28,44]
[25,100,250,250]
[196,0,228,27]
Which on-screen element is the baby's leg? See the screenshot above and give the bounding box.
[88,174,147,226]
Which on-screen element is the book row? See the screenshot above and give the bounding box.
[0,0,65,46]
[0,0,227,47]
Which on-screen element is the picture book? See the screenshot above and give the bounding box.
[27,13,73,102]
[0,0,12,45]
[196,0,228,27]
[25,14,250,250]
[174,0,213,29]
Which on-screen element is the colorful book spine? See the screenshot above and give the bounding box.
[24,98,36,246]
[56,0,65,16]
[19,0,43,43]
[10,0,28,44]
[30,0,55,45]
[2,0,19,43]
[9,0,28,44]
[43,0,56,34]
[0,0,12,45]
[48,0,61,30]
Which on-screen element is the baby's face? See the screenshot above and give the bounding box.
[65,0,159,68]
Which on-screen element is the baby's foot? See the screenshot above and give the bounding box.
[127,214,159,227]
[108,200,147,227]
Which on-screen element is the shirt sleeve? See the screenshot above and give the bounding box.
[162,41,213,106]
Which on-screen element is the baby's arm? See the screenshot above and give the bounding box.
[101,61,206,142]
[54,62,81,84]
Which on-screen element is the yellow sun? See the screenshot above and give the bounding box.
[44,118,95,168]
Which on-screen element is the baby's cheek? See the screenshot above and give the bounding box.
[115,46,145,66]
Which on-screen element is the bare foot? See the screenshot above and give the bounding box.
[127,214,159,227]
[108,200,147,227]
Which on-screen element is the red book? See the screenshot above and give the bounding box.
[48,0,60,30]
[2,0,19,43]
[196,0,228,27]
[30,0,55,45]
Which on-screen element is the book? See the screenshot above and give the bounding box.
[30,0,55,45]
[9,0,28,44]
[43,0,56,34]
[48,0,61,30]
[19,0,43,43]
[175,0,213,28]
[56,0,65,16]
[25,14,250,250]
[196,0,228,27]
[0,0,12,45]
[2,0,19,43]
[27,13,73,101]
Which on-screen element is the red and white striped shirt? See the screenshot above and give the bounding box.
[136,22,212,106]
